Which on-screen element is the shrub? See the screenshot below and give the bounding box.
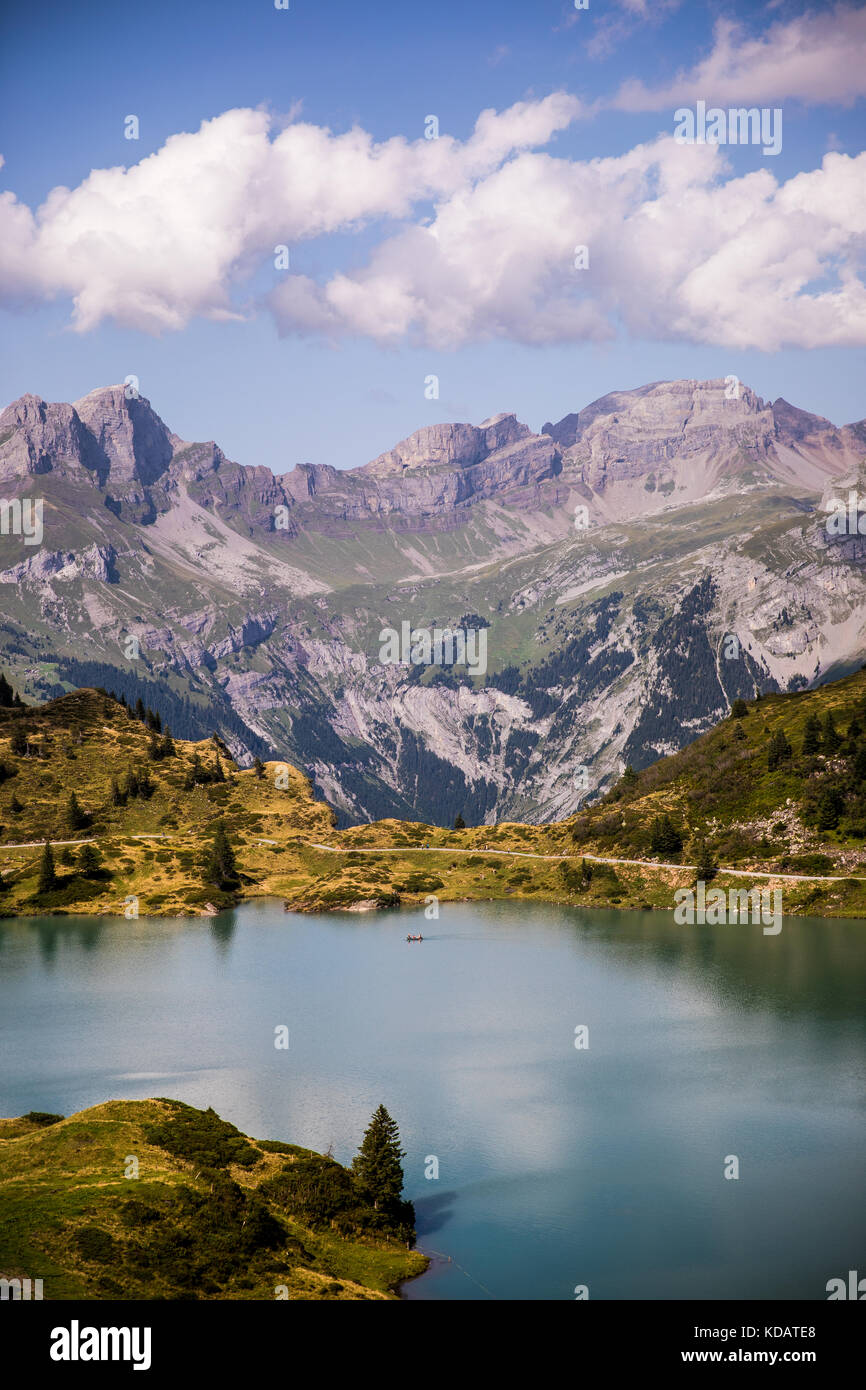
[75,1226,116,1262]
[144,1103,260,1169]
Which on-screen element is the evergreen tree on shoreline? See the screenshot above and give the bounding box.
[206,820,239,888]
[37,840,56,895]
[352,1105,406,1213]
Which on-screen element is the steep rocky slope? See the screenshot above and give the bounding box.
[0,378,863,825]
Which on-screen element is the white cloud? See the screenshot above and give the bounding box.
[271,139,866,352]
[0,96,582,334]
[610,4,866,110]
[1,94,865,353]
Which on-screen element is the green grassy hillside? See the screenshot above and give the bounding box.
[3,673,866,920]
[0,1100,426,1300]
[0,686,336,917]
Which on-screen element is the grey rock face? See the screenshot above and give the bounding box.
[73,386,174,487]
[0,375,864,828]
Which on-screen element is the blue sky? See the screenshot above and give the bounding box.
[1,0,864,471]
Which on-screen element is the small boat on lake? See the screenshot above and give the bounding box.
[406,934,424,942]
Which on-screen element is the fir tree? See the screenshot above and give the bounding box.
[137,767,155,799]
[453,812,466,830]
[134,697,146,722]
[352,1105,406,1212]
[124,767,140,799]
[66,791,89,833]
[690,831,718,884]
[816,787,843,831]
[211,753,226,783]
[37,840,56,894]
[0,672,14,707]
[802,713,822,756]
[160,728,175,758]
[78,843,102,877]
[253,757,265,780]
[822,711,843,755]
[185,752,205,789]
[767,728,793,771]
[730,698,748,719]
[206,820,238,888]
[620,764,639,788]
[649,814,683,854]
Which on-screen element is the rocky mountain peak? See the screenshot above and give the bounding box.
[362,413,532,478]
[72,385,174,487]
[0,393,98,484]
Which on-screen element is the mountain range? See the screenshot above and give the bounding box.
[1,377,864,825]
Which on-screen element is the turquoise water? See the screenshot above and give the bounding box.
[1,899,864,1300]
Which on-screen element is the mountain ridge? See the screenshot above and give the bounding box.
[1,376,864,828]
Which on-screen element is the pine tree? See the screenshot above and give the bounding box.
[620,765,639,788]
[211,753,226,783]
[454,813,466,830]
[650,814,683,854]
[253,757,265,779]
[730,698,748,719]
[186,752,205,789]
[134,697,146,723]
[66,791,89,833]
[160,728,175,758]
[124,767,140,799]
[0,672,14,707]
[37,840,56,894]
[767,728,793,771]
[802,713,822,756]
[137,767,155,799]
[77,843,102,877]
[352,1105,406,1212]
[690,831,718,884]
[822,711,843,755]
[147,732,161,760]
[206,820,238,887]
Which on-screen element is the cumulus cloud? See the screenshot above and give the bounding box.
[609,4,866,110]
[270,138,866,352]
[1,91,865,352]
[0,95,582,333]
